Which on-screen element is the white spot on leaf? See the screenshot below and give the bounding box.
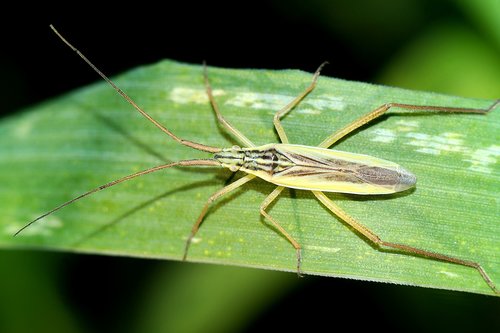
[405,132,468,154]
[6,216,62,237]
[225,92,289,109]
[438,271,459,278]
[395,120,420,128]
[296,108,321,115]
[190,236,202,244]
[304,245,341,254]
[170,86,345,115]
[403,132,496,174]
[305,95,345,111]
[465,145,500,174]
[370,128,396,143]
[225,92,345,113]
[415,148,440,155]
[14,119,35,138]
[170,87,225,104]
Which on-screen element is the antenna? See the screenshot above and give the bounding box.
[14,26,225,235]
[50,25,221,153]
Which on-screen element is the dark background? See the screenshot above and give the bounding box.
[2,1,499,332]
[6,0,498,116]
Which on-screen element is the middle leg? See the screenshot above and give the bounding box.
[318,100,499,149]
[260,186,303,275]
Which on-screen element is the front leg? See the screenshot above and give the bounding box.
[273,62,328,144]
[183,174,256,260]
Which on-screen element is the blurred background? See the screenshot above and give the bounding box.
[1,1,499,332]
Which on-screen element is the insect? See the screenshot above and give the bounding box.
[16,25,499,294]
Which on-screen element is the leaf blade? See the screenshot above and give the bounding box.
[1,60,498,295]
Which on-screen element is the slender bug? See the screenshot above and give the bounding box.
[16,25,499,294]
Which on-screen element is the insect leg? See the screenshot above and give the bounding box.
[260,186,303,275]
[203,62,255,148]
[312,191,499,294]
[273,62,328,144]
[318,99,499,148]
[183,174,256,260]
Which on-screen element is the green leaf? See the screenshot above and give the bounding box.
[1,60,498,295]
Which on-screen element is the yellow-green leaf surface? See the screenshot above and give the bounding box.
[1,60,498,295]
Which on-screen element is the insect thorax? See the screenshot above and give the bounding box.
[214,145,293,174]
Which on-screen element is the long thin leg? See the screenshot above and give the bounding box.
[183,174,256,260]
[312,191,499,294]
[15,159,220,236]
[259,186,303,275]
[274,62,328,144]
[203,62,255,148]
[319,100,499,148]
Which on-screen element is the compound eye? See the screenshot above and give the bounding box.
[231,145,241,151]
[229,165,239,172]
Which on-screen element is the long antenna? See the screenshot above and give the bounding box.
[49,25,221,153]
[15,159,220,236]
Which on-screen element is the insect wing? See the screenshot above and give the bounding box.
[268,144,415,194]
